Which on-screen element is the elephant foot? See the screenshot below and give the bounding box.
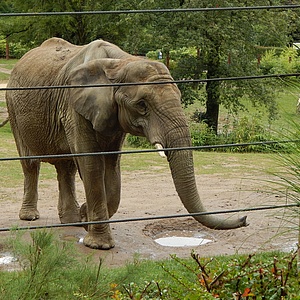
[83,232,115,250]
[19,208,40,221]
[59,211,81,224]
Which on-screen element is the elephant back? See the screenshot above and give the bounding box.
[9,38,82,88]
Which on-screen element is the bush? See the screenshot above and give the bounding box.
[111,251,299,299]
[1,230,112,299]
[0,37,31,59]
[189,116,285,152]
[260,47,300,75]
[9,42,31,59]
[189,121,218,147]
[0,38,6,57]
[126,134,152,148]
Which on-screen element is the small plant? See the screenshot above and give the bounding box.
[260,47,300,75]
[1,230,111,300]
[10,230,76,300]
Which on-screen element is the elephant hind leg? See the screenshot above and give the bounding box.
[19,159,40,221]
[55,160,81,223]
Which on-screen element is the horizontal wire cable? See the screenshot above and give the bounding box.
[0,5,300,17]
[0,204,298,232]
[1,73,299,92]
[0,140,298,162]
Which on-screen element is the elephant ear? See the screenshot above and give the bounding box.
[67,59,121,133]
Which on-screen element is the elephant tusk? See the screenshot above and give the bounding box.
[155,143,166,158]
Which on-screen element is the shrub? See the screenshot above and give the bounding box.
[188,116,282,152]
[0,37,31,59]
[189,121,218,147]
[260,47,300,75]
[110,251,299,299]
[126,134,152,148]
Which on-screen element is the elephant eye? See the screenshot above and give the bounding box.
[136,100,148,114]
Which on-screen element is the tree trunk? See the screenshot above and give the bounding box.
[203,47,221,134]
[165,51,170,69]
[205,79,220,134]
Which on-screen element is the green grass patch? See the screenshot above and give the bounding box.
[0,58,18,69]
[0,101,7,108]
[0,73,10,81]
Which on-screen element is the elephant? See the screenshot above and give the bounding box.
[6,37,247,250]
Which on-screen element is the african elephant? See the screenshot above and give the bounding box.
[6,38,247,250]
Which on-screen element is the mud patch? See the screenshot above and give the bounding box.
[144,218,215,247]
[143,218,205,236]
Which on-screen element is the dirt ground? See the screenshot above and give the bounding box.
[0,82,298,270]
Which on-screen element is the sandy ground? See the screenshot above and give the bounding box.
[0,81,298,270]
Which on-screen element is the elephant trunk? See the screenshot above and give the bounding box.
[165,129,247,230]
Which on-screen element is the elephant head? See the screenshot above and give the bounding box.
[68,57,247,230]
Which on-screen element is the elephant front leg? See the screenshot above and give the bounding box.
[19,160,40,221]
[79,157,115,250]
[79,154,121,232]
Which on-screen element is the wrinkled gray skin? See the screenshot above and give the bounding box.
[6,38,247,250]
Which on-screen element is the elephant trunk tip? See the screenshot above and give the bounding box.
[239,215,249,227]
[200,215,249,230]
[214,215,248,230]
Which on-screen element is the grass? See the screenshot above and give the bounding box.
[0,58,18,70]
[0,59,16,81]
[0,73,9,81]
